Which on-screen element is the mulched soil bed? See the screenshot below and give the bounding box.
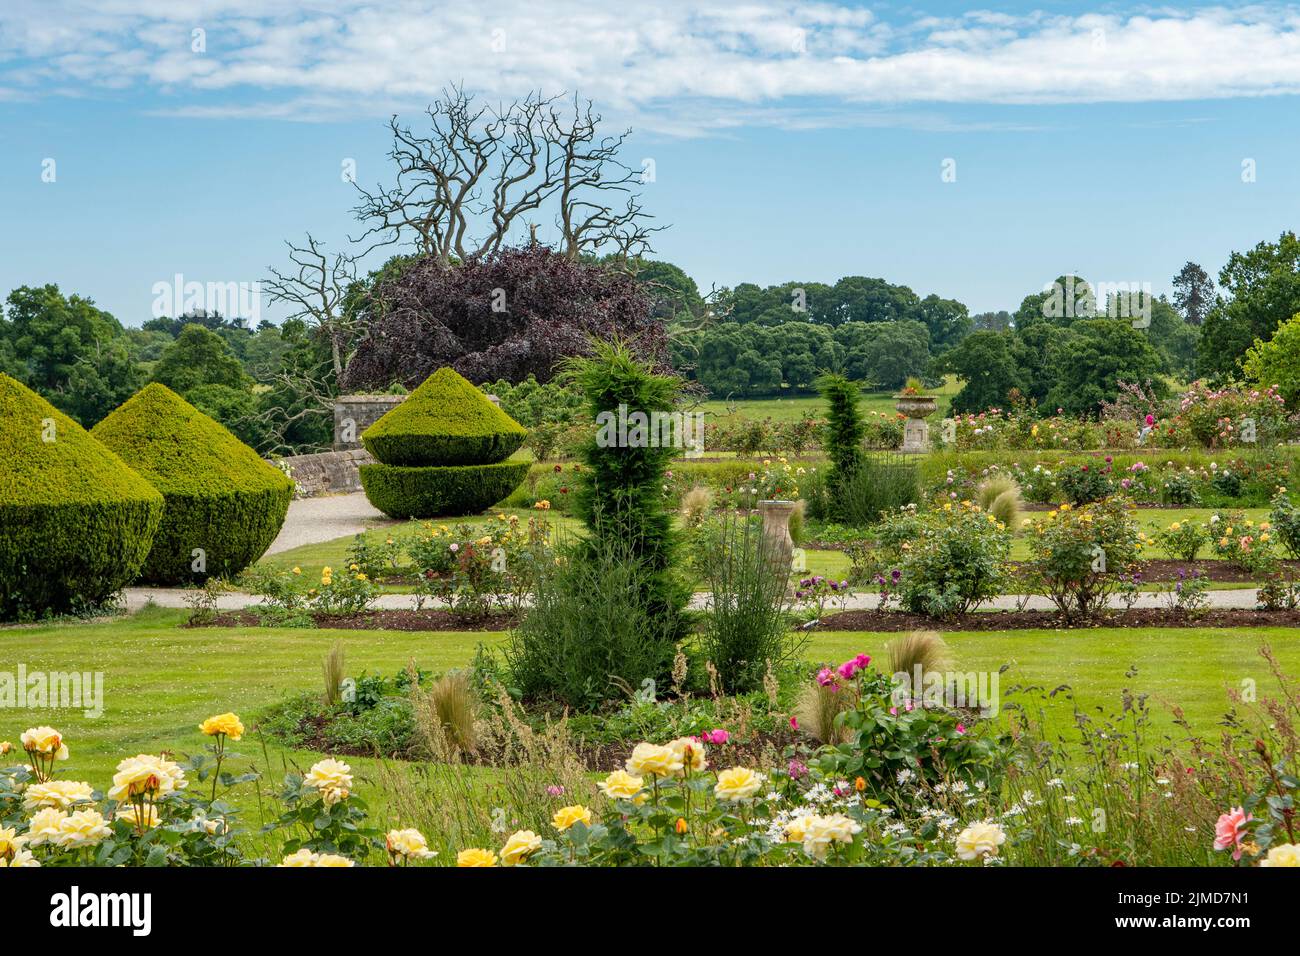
[197,609,517,631]
[816,607,1300,631]
[281,720,799,770]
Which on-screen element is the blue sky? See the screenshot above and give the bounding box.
[2,1,1300,324]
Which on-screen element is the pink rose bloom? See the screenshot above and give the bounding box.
[853,653,871,669]
[955,723,966,734]
[1213,807,1252,860]
[1145,414,1155,426]
[701,728,730,745]
[816,668,837,688]
[789,716,799,730]
[836,660,859,681]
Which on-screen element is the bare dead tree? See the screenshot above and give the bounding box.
[350,85,661,262]
[264,234,360,381]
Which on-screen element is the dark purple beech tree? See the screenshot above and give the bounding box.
[340,244,669,389]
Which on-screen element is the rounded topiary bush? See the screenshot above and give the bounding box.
[0,373,164,620]
[359,459,532,519]
[362,367,527,466]
[359,367,530,518]
[91,383,294,584]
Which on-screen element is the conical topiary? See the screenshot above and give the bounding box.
[361,367,527,465]
[0,373,164,619]
[359,368,530,518]
[91,383,294,584]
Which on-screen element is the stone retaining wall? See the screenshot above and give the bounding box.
[333,394,406,450]
[271,449,374,496]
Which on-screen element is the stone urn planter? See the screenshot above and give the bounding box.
[757,499,796,573]
[894,394,937,453]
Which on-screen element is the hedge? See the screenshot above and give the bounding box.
[362,367,527,466]
[91,383,293,584]
[360,459,532,518]
[0,373,164,619]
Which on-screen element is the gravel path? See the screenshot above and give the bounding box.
[264,492,395,554]
[122,585,1264,614]
[120,492,1266,614]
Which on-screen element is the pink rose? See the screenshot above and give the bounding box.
[1213,807,1252,860]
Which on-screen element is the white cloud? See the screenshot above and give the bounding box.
[3,2,1300,130]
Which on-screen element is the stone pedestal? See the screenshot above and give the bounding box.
[758,499,796,572]
[895,395,937,454]
[902,417,929,453]
[333,395,407,450]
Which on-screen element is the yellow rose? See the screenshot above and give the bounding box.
[314,854,354,867]
[0,741,11,755]
[386,828,437,861]
[278,849,319,867]
[597,770,646,803]
[107,754,187,801]
[116,803,160,829]
[1169,522,1181,531]
[1260,843,1300,867]
[714,767,764,802]
[0,849,39,867]
[20,726,68,760]
[55,809,112,850]
[0,826,25,858]
[667,737,707,774]
[625,742,682,778]
[552,805,592,832]
[801,813,862,859]
[292,566,301,574]
[784,813,817,844]
[23,780,94,811]
[24,808,66,847]
[304,758,353,794]
[457,847,498,867]
[955,820,1006,861]
[500,830,543,866]
[199,712,244,740]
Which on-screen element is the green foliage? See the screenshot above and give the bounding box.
[1199,231,1300,381]
[1154,519,1210,562]
[695,512,804,693]
[358,368,529,518]
[1243,312,1300,407]
[0,373,164,619]
[1058,462,1116,504]
[566,339,690,642]
[1024,498,1142,620]
[809,662,1011,799]
[0,284,140,425]
[360,460,531,519]
[151,323,252,396]
[362,367,527,466]
[817,374,866,517]
[1044,319,1168,418]
[505,533,682,709]
[92,384,293,584]
[882,502,1012,618]
[1270,490,1300,559]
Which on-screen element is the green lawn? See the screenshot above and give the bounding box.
[4,608,1293,794]
[695,376,961,423]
